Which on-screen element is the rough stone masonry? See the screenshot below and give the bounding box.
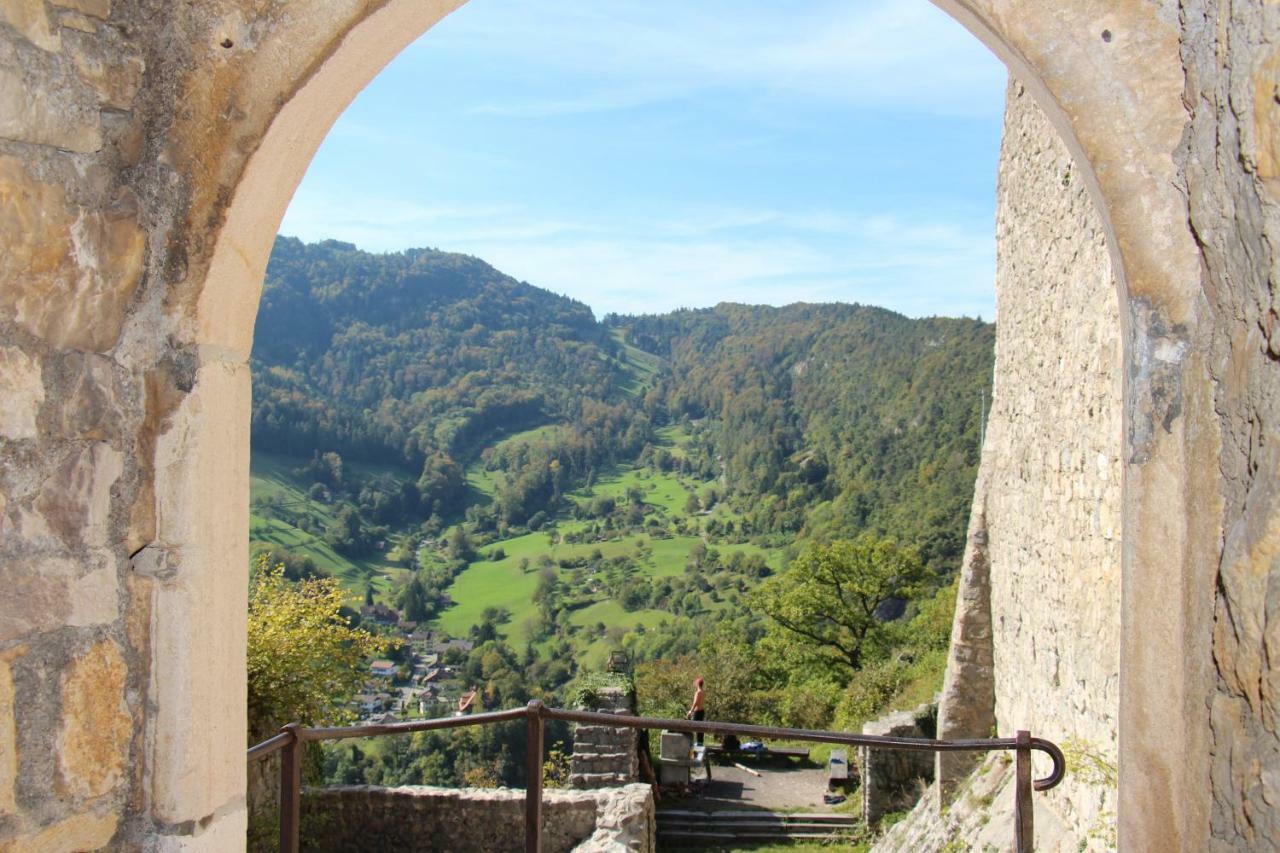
[0,0,1276,850]
[889,79,1123,853]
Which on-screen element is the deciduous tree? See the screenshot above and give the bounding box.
[247,556,394,740]
[755,535,925,677]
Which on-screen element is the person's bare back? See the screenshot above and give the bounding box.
[688,677,706,744]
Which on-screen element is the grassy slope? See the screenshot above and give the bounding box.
[611,328,662,398]
[249,452,411,598]
[433,425,789,665]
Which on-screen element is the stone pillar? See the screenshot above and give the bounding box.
[569,687,639,789]
[860,704,937,827]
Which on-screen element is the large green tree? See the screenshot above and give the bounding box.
[755,535,926,676]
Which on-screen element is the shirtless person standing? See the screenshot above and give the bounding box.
[687,677,706,745]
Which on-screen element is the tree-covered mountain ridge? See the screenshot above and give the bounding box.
[614,303,993,570]
[252,236,993,570]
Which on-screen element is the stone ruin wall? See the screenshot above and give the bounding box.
[303,783,655,853]
[0,0,1275,850]
[911,80,1124,851]
[1178,2,1280,845]
[0,2,215,850]
[0,2,443,847]
[984,80,1123,839]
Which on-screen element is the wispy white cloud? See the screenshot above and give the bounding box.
[430,0,1004,118]
[280,0,1002,320]
[281,191,994,319]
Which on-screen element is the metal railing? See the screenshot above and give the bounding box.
[247,700,1065,853]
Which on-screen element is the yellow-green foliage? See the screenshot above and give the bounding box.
[1060,737,1118,787]
[247,556,395,740]
[542,741,573,788]
[1060,737,1118,849]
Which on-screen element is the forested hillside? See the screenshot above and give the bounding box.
[614,305,993,571]
[252,239,991,573]
[247,237,994,786]
[252,237,648,524]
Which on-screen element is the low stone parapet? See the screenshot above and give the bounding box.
[859,701,937,826]
[303,783,654,852]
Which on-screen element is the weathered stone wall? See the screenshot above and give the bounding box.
[0,0,1275,850]
[895,80,1124,852]
[570,687,640,790]
[0,2,467,848]
[0,2,204,849]
[859,702,936,827]
[984,79,1123,841]
[1177,3,1280,849]
[303,784,655,853]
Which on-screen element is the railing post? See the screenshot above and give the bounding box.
[525,701,545,853]
[1014,729,1034,853]
[279,723,302,853]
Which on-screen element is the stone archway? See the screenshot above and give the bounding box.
[194,3,1202,849]
[6,1,1273,849]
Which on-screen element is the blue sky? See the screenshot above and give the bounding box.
[280,0,1007,319]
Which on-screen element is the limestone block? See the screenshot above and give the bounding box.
[0,647,21,816]
[149,358,249,823]
[0,0,60,52]
[4,810,118,852]
[58,353,117,441]
[65,31,143,109]
[57,638,131,800]
[33,442,122,549]
[67,558,118,627]
[0,556,82,641]
[8,556,119,636]
[1252,47,1280,200]
[151,805,247,852]
[0,347,43,439]
[56,9,95,33]
[48,0,108,18]
[0,47,101,153]
[0,157,144,350]
[576,784,655,853]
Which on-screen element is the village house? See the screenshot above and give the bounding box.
[359,603,400,624]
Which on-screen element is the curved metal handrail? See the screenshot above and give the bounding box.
[248,700,1065,853]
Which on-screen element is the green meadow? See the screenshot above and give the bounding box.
[248,452,411,597]
[251,422,789,663]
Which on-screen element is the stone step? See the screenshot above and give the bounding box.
[657,810,857,825]
[656,829,856,847]
[656,808,860,846]
[659,819,856,834]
